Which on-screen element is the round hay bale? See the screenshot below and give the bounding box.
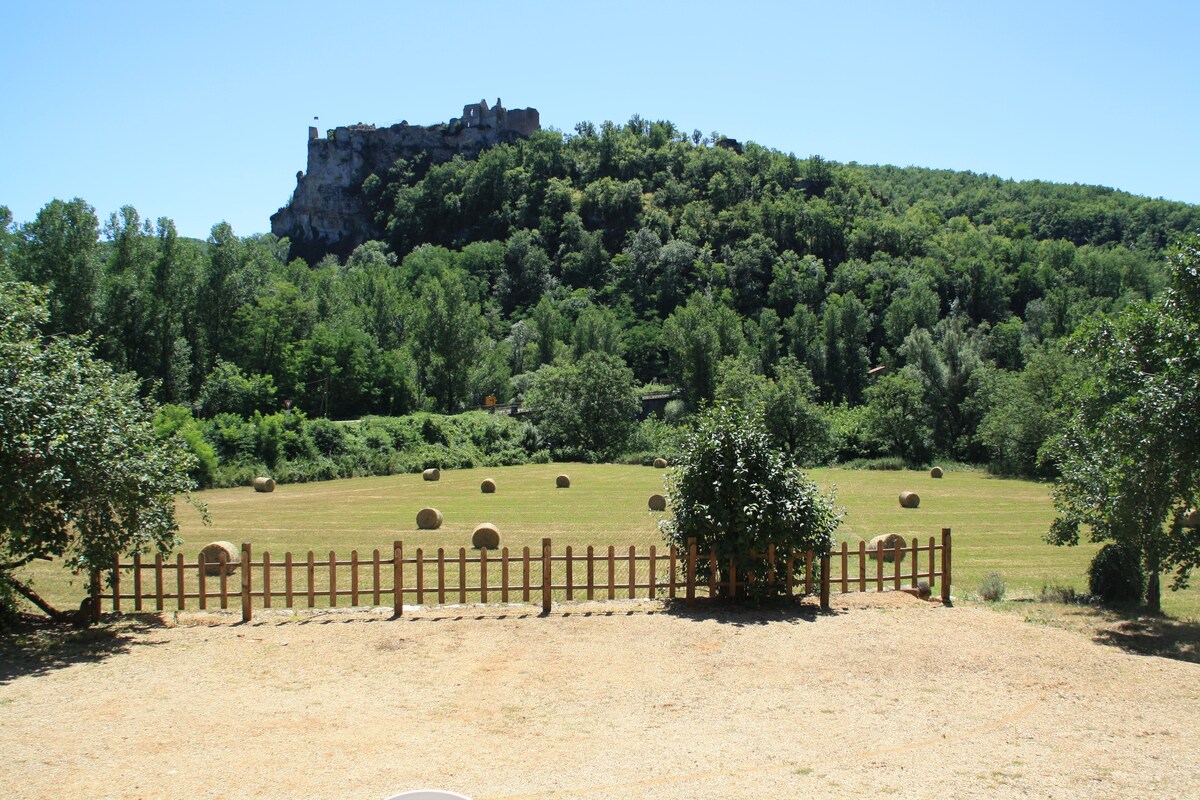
[253,476,275,493]
[416,507,443,530]
[930,466,944,479]
[556,474,570,488]
[867,533,907,562]
[648,494,667,512]
[422,468,440,482]
[899,491,921,509]
[472,523,500,550]
[1181,508,1200,528]
[199,541,239,575]
[480,477,497,494]
[653,457,668,469]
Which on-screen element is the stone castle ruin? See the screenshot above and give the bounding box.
[271,99,540,262]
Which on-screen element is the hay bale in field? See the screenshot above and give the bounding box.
[199,541,239,575]
[416,507,443,530]
[422,468,440,482]
[653,457,668,469]
[253,476,275,492]
[899,491,920,508]
[556,474,570,488]
[867,533,907,562]
[472,523,500,550]
[930,466,944,479]
[480,477,497,493]
[648,494,667,512]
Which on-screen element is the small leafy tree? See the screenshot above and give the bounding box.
[0,282,203,623]
[1045,235,1200,612]
[661,403,840,597]
[522,352,639,462]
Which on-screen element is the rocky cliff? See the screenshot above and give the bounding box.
[271,99,539,262]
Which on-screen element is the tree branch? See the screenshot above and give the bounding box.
[4,574,69,622]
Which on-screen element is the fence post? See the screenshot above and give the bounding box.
[686,538,697,606]
[240,542,252,623]
[941,528,952,604]
[393,541,403,617]
[541,538,552,614]
[819,551,831,611]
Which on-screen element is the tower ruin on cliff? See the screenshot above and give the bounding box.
[271,99,540,262]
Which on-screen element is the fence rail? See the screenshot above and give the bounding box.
[94,530,952,622]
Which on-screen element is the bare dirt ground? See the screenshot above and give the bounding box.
[2,594,1198,800]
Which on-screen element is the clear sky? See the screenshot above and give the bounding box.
[3,0,1197,241]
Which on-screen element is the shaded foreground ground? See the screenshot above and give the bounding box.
[2,595,1197,800]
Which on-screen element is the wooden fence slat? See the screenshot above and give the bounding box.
[176,554,185,610]
[480,547,488,603]
[628,546,636,599]
[458,548,467,604]
[263,551,272,609]
[858,540,866,592]
[648,545,656,600]
[219,553,230,610]
[285,552,294,608]
[804,550,813,596]
[541,538,551,614]
[502,547,510,603]
[133,553,143,611]
[607,546,616,600]
[328,551,337,607]
[941,528,952,603]
[840,542,849,594]
[522,547,530,602]
[351,550,360,607]
[373,549,381,607]
[438,549,446,605]
[417,548,425,606]
[893,540,903,590]
[587,546,595,600]
[910,538,919,588]
[393,542,403,616]
[875,541,884,592]
[565,546,574,600]
[819,551,831,610]
[306,551,315,608]
[112,556,121,612]
[785,552,795,597]
[198,554,207,610]
[669,545,677,599]
[767,543,776,588]
[240,543,252,622]
[729,558,737,601]
[928,536,936,593]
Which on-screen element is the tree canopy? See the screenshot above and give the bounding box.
[0,282,202,621]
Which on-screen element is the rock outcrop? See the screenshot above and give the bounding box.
[271,98,539,262]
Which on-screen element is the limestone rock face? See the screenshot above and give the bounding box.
[271,99,540,262]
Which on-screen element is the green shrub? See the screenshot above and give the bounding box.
[662,403,841,598]
[840,456,907,471]
[1088,543,1144,604]
[979,572,1006,602]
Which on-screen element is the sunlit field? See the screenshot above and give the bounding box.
[20,464,1199,620]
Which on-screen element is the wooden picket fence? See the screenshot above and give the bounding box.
[95,529,952,622]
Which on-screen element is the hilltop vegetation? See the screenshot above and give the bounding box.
[3,117,1199,483]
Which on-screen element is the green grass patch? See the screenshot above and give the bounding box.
[16,465,1200,620]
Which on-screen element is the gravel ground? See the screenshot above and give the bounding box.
[1,593,1197,800]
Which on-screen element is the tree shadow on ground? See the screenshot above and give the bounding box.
[1091,614,1200,664]
[0,613,168,684]
[659,596,829,627]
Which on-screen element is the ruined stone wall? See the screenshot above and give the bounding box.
[271,103,540,262]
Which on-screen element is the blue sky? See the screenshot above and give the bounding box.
[3,0,1197,240]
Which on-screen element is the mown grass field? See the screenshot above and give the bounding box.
[20,463,1200,620]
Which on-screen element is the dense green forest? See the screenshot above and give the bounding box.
[4,117,1198,485]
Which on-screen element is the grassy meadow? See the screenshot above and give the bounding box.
[19,463,1200,620]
